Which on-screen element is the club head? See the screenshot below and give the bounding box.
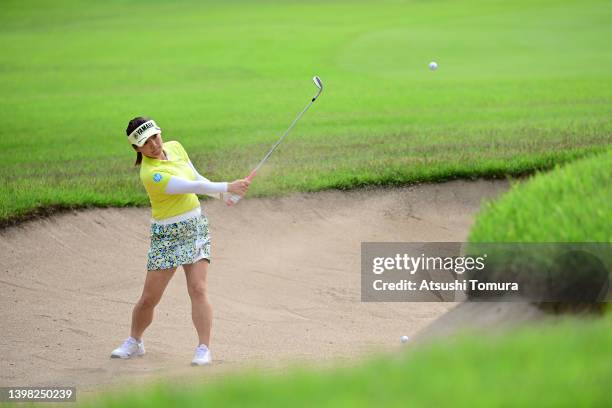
[312,76,323,101]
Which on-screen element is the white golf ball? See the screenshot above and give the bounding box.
[400,335,410,344]
[429,61,438,71]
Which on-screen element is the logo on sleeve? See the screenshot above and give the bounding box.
[153,173,163,182]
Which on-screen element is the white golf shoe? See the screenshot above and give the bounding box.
[191,344,212,366]
[110,337,145,359]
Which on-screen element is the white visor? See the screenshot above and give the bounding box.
[127,120,162,147]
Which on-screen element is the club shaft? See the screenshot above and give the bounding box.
[252,97,316,174]
[227,77,322,206]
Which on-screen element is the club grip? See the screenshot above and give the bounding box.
[227,193,242,206]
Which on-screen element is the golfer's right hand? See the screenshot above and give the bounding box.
[228,179,250,196]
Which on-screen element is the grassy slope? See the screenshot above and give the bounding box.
[1,0,611,223]
[77,313,612,407]
[469,149,611,242]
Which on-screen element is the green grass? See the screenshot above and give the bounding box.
[1,0,611,224]
[2,2,610,405]
[465,151,611,302]
[469,149,612,242]
[71,313,611,407]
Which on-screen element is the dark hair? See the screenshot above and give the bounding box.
[126,116,151,166]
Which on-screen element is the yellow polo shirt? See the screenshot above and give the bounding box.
[140,141,200,220]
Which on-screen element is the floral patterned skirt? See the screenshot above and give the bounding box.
[147,214,211,271]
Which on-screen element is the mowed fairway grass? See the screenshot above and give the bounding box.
[1,0,611,223]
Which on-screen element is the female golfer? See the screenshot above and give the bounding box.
[110,116,249,366]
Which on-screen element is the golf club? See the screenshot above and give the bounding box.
[227,76,324,205]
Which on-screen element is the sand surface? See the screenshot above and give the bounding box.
[0,180,509,395]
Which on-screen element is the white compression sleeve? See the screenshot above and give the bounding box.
[183,160,227,199]
[164,176,228,195]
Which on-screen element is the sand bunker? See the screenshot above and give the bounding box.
[0,180,508,393]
